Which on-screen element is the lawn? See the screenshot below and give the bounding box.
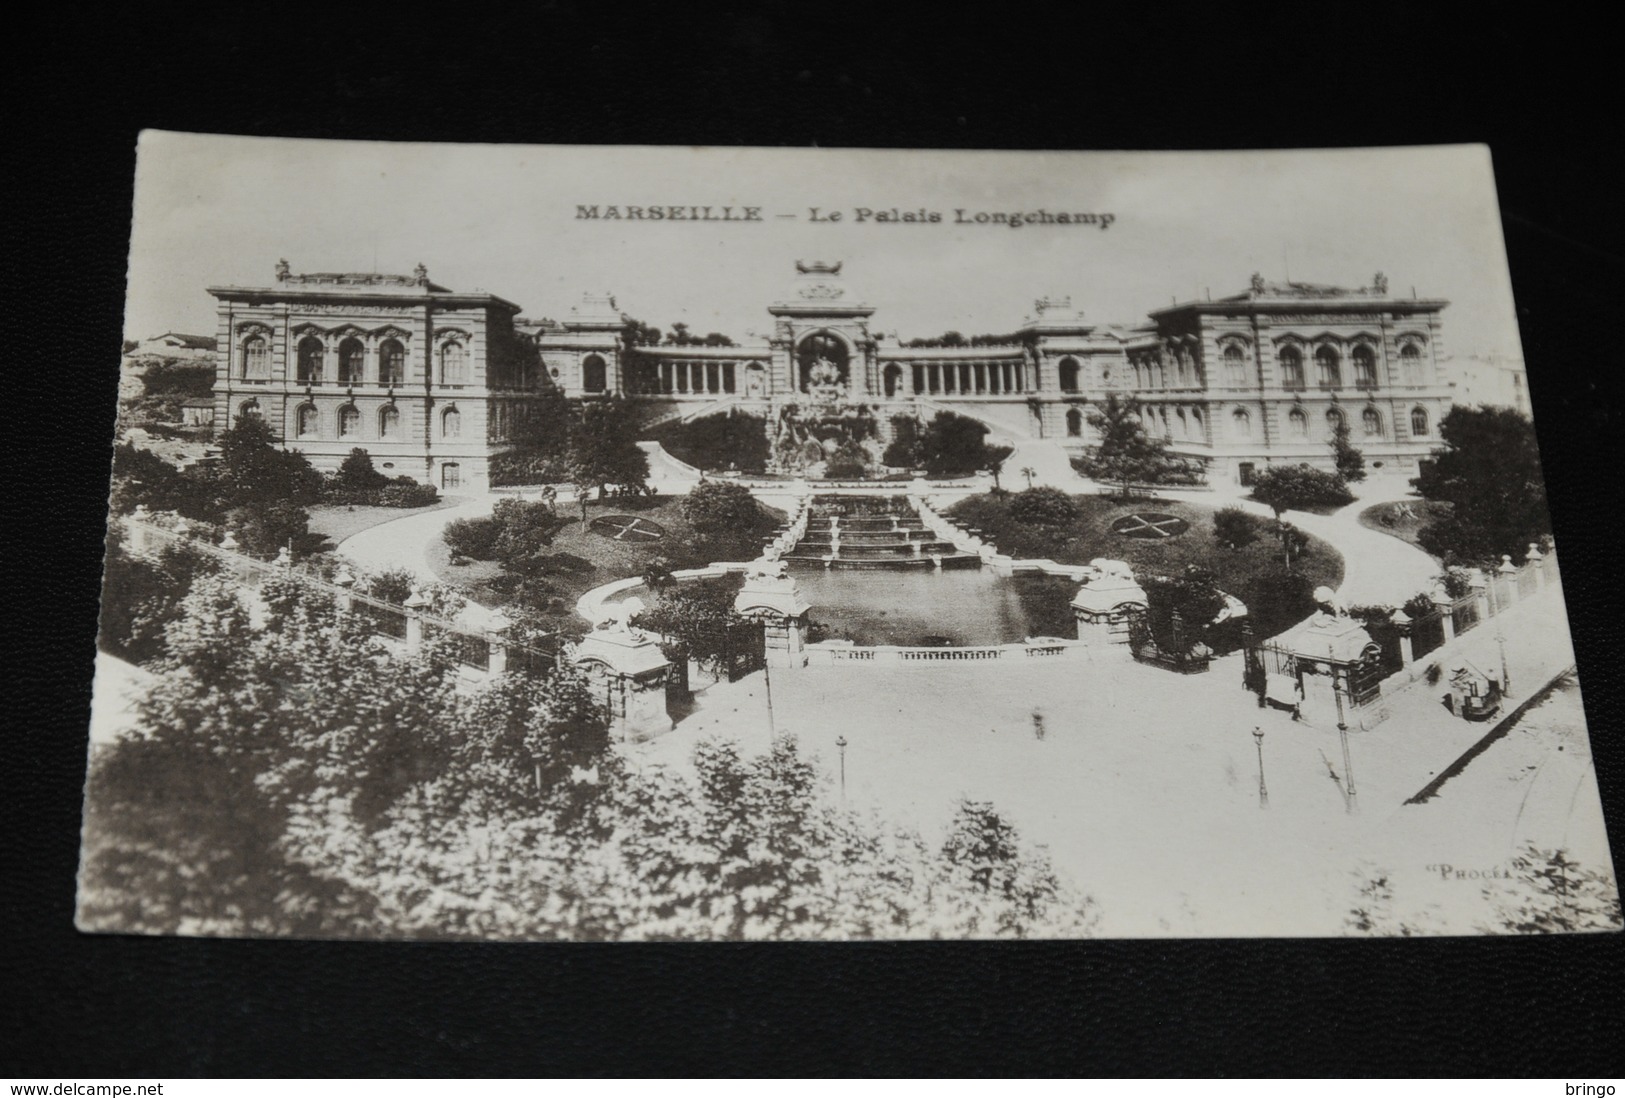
[428,494,785,629]
[308,499,461,548]
[946,493,1345,643]
[1357,499,1452,561]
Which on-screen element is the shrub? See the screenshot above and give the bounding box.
[1213,506,1263,551]
[662,412,770,473]
[443,516,503,560]
[338,448,390,490]
[225,501,311,560]
[1007,487,1080,528]
[378,481,439,508]
[1249,463,1355,516]
[684,480,772,560]
[823,438,871,479]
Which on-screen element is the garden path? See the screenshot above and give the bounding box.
[1158,477,1442,608]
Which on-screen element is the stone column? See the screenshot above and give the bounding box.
[1070,568,1148,660]
[1499,555,1520,603]
[485,609,511,679]
[1527,543,1546,588]
[734,562,811,670]
[571,624,672,741]
[403,588,427,651]
[333,566,356,613]
[1390,608,1414,665]
[1434,594,1455,642]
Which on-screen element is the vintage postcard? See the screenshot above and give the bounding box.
[80,134,1618,939]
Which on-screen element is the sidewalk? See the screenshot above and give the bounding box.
[1287,581,1577,809]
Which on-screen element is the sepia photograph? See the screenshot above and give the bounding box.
[78,134,1619,941]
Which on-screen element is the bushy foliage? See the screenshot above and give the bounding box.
[1248,463,1354,516]
[1006,487,1080,529]
[1213,506,1263,551]
[444,498,567,566]
[823,438,872,479]
[80,576,1100,940]
[337,448,390,490]
[918,411,999,476]
[1141,566,1226,652]
[662,412,770,473]
[1075,395,1185,497]
[683,480,774,561]
[571,396,651,499]
[1413,406,1550,564]
[226,501,310,560]
[1329,422,1366,483]
[882,416,923,469]
[97,526,222,665]
[633,573,758,679]
[216,415,323,508]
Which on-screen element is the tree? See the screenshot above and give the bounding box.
[918,411,997,476]
[337,448,390,490]
[882,416,923,469]
[1249,464,1354,570]
[663,412,770,472]
[1482,845,1623,934]
[1413,406,1550,564]
[984,444,1015,490]
[569,396,650,501]
[633,574,760,680]
[1077,395,1179,499]
[1329,421,1366,483]
[216,414,322,507]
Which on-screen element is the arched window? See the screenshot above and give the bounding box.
[238,400,261,422]
[1279,346,1305,389]
[1353,344,1377,389]
[338,405,360,438]
[1326,407,1345,434]
[441,462,461,489]
[296,404,318,438]
[1223,344,1247,387]
[379,405,400,438]
[442,406,461,438]
[883,363,903,398]
[339,337,366,385]
[582,354,607,393]
[1176,408,1189,438]
[1231,408,1252,438]
[1362,408,1382,438]
[1191,408,1203,438]
[1410,406,1429,436]
[440,341,467,385]
[1400,342,1424,385]
[297,336,324,384]
[379,339,406,385]
[1058,357,1081,393]
[1066,408,1083,437]
[1315,345,1341,388]
[1288,408,1309,439]
[241,336,269,380]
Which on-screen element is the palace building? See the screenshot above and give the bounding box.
[208,260,1452,490]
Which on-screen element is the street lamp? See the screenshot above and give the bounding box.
[1252,727,1268,809]
[835,734,848,800]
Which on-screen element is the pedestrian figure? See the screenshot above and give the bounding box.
[1032,708,1046,741]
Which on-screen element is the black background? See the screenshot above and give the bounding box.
[8,4,1623,1078]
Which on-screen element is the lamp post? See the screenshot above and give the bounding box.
[835,734,848,800]
[1252,727,1268,809]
